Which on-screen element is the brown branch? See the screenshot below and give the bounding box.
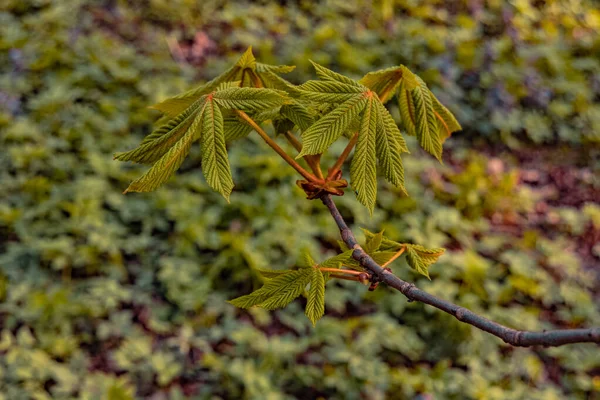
[327,132,358,180]
[236,111,319,183]
[320,194,600,347]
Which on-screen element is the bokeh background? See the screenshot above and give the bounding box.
[1,0,600,399]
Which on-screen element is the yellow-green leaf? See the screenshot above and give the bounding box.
[350,95,378,214]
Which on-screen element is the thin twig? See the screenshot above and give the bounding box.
[328,132,358,180]
[236,111,319,183]
[320,194,600,347]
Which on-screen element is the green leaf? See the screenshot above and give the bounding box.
[273,118,295,136]
[404,244,445,279]
[398,80,417,136]
[375,101,408,192]
[253,106,283,123]
[309,60,362,87]
[411,77,443,160]
[298,95,368,157]
[359,66,404,103]
[123,104,206,193]
[299,249,316,268]
[253,267,294,279]
[235,46,256,70]
[212,87,289,112]
[148,97,199,118]
[319,250,355,269]
[258,71,301,94]
[370,251,399,266]
[397,67,447,161]
[228,270,311,309]
[363,229,384,253]
[306,268,325,326]
[297,80,365,103]
[149,64,238,117]
[361,229,403,251]
[115,99,203,164]
[430,93,462,141]
[280,101,316,132]
[147,47,257,116]
[399,65,420,90]
[350,95,378,213]
[200,99,234,201]
[223,112,253,141]
[256,62,295,74]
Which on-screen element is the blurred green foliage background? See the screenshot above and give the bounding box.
[1,0,599,398]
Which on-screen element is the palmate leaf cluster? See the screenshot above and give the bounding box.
[114,48,293,200]
[115,48,460,212]
[230,230,445,325]
[229,250,334,326]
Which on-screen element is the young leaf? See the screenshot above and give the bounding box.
[309,60,362,88]
[359,66,404,103]
[256,270,312,310]
[256,63,296,74]
[299,249,316,268]
[431,94,462,141]
[375,101,408,192]
[223,112,253,141]
[228,270,311,309]
[350,95,378,213]
[149,63,238,117]
[200,99,234,201]
[361,228,398,250]
[253,267,294,278]
[319,250,355,269]
[149,47,294,116]
[212,87,289,112]
[363,229,384,254]
[122,106,205,193]
[115,99,204,164]
[258,71,301,94]
[370,251,400,266]
[398,81,417,136]
[235,46,257,70]
[411,77,443,161]
[280,102,316,132]
[306,268,326,326]
[298,95,368,157]
[396,66,458,160]
[404,244,445,279]
[148,97,200,119]
[296,80,365,103]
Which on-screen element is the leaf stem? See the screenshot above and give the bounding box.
[327,132,358,180]
[236,110,319,183]
[319,267,363,275]
[381,247,406,268]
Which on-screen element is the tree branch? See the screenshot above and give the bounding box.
[320,194,600,347]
